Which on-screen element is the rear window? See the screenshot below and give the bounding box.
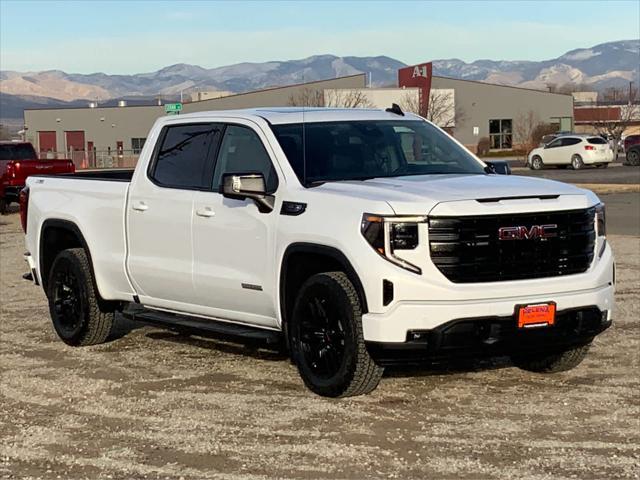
[150,124,221,189]
[0,144,37,161]
[562,138,582,146]
[587,137,608,145]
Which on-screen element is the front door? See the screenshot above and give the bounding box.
[543,138,563,164]
[192,123,281,327]
[127,123,221,307]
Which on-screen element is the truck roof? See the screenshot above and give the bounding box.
[172,107,422,125]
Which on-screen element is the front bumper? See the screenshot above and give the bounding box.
[362,281,614,343]
[367,306,611,365]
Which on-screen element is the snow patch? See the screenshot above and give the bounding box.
[562,49,601,61]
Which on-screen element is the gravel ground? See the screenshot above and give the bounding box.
[1,210,639,480]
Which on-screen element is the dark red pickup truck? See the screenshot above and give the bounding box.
[0,142,75,214]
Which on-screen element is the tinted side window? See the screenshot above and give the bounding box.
[587,137,607,145]
[151,124,221,189]
[212,125,278,192]
[562,138,582,146]
[547,139,562,148]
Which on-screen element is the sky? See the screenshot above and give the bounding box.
[1,0,639,74]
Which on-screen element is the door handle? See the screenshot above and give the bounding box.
[196,207,215,218]
[132,202,148,212]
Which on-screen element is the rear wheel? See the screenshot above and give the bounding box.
[512,343,591,373]
[571,154,584,170]
[530,156,544,170]
[47,248,115,346]
[289,272,383,397]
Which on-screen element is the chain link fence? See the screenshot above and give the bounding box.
[38,150,140,170]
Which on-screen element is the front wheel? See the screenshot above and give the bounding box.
[47,248,116,346]
[289,272,383,397]
[571,154,584,170]
[530,156,544,170]
[512,343,591,373]
[626,149,640,166]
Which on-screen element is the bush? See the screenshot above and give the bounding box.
[477,137,490,156]
[531,123,558,146]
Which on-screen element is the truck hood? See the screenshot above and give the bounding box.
[315,174,599,215]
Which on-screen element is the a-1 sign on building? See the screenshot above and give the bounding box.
[164,103,182,115]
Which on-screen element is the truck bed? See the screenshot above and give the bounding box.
[25,173,135,300]
[39,168,134,182]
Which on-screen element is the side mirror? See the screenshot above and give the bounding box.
[484,160,512,175]
[222,173,274,213]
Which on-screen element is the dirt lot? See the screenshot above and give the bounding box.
[1,210,639,480]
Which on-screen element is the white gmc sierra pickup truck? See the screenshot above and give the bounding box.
[21,107,614,397]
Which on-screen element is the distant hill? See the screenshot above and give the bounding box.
[1,39,638,122]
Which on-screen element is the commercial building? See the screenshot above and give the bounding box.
[23,61,574,167]
[24,74,367,167]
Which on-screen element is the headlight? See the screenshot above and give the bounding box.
[361,214,426,274]
[596,203,606,237]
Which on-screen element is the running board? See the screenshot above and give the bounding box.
[122,309,282,345]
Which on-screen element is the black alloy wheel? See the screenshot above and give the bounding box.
[47,248,115,346]
[298,292,346,379]
[290,272,383,397]
[51,265,84,338]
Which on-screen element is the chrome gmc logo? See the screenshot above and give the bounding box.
[498,224,558,240]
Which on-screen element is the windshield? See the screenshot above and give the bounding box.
[0,144,37,161]
[271,120,485,185]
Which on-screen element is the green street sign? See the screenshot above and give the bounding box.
[164,103,182,114]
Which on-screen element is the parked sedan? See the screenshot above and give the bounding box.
[528,135,614,170]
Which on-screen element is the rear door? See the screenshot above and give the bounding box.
[558,137,582,164]
[127,123,222,306]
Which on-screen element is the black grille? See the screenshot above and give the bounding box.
[429,207,596,283]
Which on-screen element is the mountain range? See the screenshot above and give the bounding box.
[1,39,638,123]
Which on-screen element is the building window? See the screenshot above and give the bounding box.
[131,137,146,154]
[489,119,512,150]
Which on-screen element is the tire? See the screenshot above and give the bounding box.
[571,154,584,170]
[627,149,640,166]
[530,156,543,170]
[0,199,7,215]
[512,343,591,373]
[47,248,115,346]
[289,271,383,397]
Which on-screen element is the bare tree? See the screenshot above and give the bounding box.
[324,89,374,108]
[600,86,636,103]
[400,89,466,130]
[513,110,541,159]
[588,99,639,156]
[287,87,325,107]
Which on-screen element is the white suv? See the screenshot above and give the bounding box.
[528,135,614,170]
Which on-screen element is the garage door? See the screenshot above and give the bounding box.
[38,131,57,156]
[65,131,86,168]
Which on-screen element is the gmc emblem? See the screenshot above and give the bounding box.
[498,224,558,240]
